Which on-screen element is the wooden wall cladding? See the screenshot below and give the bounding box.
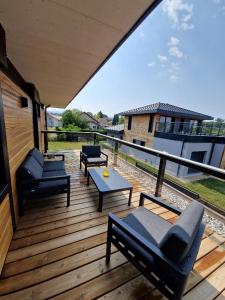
[0,72,34,223]
[0,195,13,273]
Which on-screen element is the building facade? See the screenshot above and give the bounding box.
[47,113,62,128]
[119,102,225,177]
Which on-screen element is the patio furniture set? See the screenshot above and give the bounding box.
[17,145,205,300]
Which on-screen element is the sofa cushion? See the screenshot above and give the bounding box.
[32,179,68,194]
[122,207,172,246]
[42,170,66,177]
[29,148,44,167]
[160,201,204,262]
[82,145,101,158]
[19,156,43,181]
[43,161,65,172]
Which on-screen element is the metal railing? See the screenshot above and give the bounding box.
[155,121,225,136]
[42,130,225,199]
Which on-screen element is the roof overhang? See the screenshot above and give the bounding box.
[0,0,160,108]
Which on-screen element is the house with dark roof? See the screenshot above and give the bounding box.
[119,102,225,177]
[80,112,100,129]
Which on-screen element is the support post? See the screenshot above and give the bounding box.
[93,133,97,145]
[155,157,166,197]
[113,141,119,166]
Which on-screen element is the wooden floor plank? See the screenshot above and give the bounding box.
[0,158,223,300]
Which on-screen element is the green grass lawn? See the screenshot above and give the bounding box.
[48,141,92,151]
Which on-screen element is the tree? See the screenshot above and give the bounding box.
[61,110,88,129]
[62,110,74,127]
[112,114,119,125]
[215,118,224,126]
[118,116,125,124]
[95,111,104,119]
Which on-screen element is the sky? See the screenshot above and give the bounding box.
[64,0,225,119]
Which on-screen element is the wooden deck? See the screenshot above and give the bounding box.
[0,164,225,299]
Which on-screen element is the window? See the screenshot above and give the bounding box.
[128,116,132,130]
[148,115,154,133]
[133,139,145,146]
[188,151,206,174]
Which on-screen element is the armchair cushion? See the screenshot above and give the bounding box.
[160,201,204,262]
[87,157,107,164]
[29,148,44,167]
[82,145,101,158]
[122,207,172,246]
[19,156,43,181]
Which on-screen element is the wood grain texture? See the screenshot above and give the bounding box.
[0,72,45,223]
[0,164,224,300]
[0,195,13,273]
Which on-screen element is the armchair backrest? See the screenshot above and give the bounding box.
[29,148,44,167]
[159,201,204,262]
[18,156,43,181]
[82,145,101,158]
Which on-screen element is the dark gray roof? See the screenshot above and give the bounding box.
[119,102,213,120]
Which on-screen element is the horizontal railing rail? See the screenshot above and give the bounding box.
[155,121,225,137]
[42,130,225,181]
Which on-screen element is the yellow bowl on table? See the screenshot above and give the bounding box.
[103,168,109,177]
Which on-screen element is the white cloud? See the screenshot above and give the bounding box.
[147,62,156,67]
[158,55,168,63]
[168,36,180,46]
[169,46,184,58]
[170,74,179,80]
[162,0,194,31]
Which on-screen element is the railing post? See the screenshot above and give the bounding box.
[155,157,166,197]
[113,141,119,166]
[44,132,48,153]
[93,133,97,145]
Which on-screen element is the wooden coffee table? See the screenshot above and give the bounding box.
[87,167,133,212]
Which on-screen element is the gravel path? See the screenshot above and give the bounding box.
[61,149,225,237]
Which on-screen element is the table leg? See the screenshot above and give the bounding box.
[98,192,103,212]
[128,188,133,206]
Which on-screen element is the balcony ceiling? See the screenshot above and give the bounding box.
[0,0,158,108]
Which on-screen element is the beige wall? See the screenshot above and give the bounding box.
[123,114,159,147]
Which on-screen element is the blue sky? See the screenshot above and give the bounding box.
[66,0,225,118]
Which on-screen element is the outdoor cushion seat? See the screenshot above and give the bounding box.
[80,145,108,176]
[87,157,107,164]
[17,148,70,215]
[43,160,65,172]
[106,193,205,300]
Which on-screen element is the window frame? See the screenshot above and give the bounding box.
[148,115,154,133]
[128,116,132,130]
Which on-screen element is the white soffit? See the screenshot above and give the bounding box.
[0,0,158,107]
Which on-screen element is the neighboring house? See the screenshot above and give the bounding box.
[105,124,124,146]
[80,112,99,129]
[98,117,110,128]
[119,102,225,177]
[47,113,62,128]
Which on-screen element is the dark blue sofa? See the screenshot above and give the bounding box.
[17,148,70,215]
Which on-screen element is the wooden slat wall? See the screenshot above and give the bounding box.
[0,195,13,273]
[0,72,34,223]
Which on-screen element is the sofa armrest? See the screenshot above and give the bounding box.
[108,212,182,273]
[80,151,88,161]
[101,151,108,161]
[43,153,65,161]
[139,192,182,215]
